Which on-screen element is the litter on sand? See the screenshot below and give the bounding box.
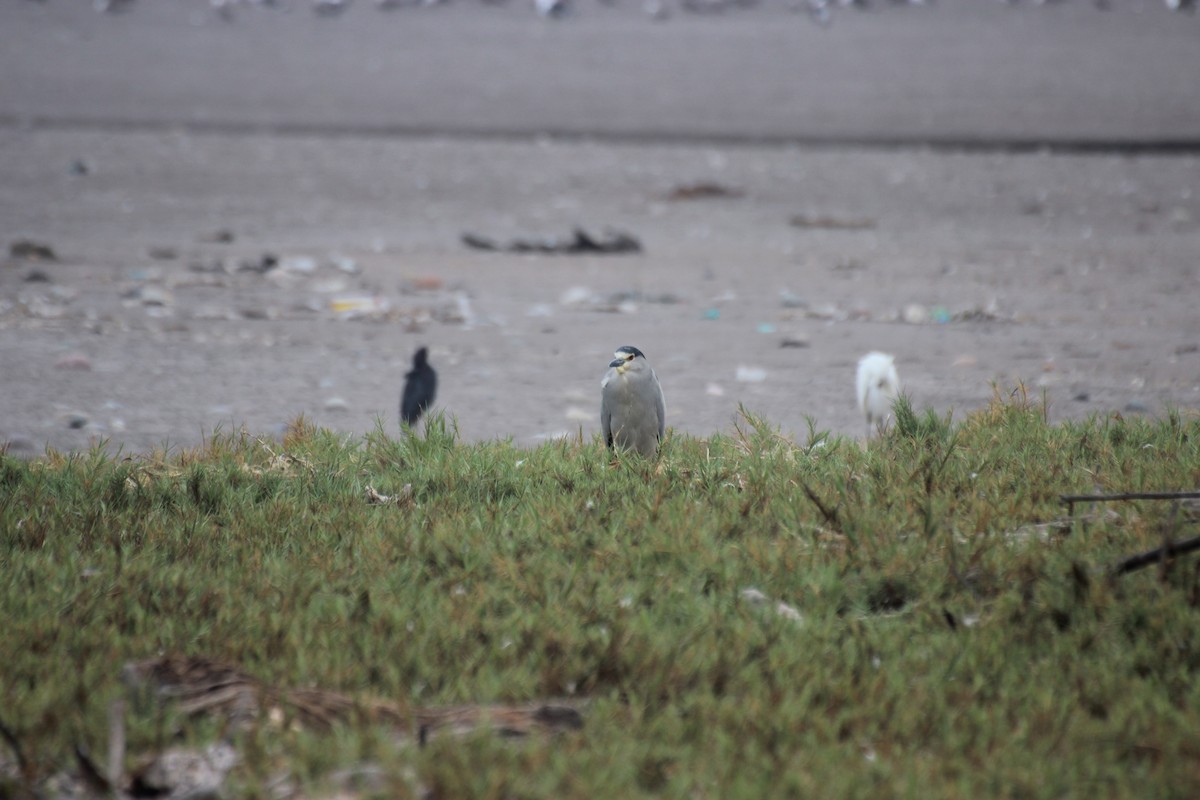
[461,228,642,255]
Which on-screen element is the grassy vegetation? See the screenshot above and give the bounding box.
[2,391,1200,798]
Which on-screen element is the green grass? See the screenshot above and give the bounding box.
[2,392,1200,798]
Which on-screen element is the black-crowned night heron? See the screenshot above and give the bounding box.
[401,346,437,427]
[856,351,900,437]
[600,345,665,457]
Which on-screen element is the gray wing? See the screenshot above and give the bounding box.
[600,374,614,447]
[653,370,666,439]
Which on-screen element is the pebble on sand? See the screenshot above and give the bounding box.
[735,366,767,383]
[409,276,444,291]
[281,256,318,275]
[54,353,93,371]
[902,304,930,325]
[559,286,595,306]
[125,286,175,307]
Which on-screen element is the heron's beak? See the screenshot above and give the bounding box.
[609,358,627,370]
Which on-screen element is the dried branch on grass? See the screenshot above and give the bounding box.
[799,481,840,531]
[1061,490,1200,517]
[1103,498,1200,577]
[37,656,587,800]
[1111,535,1200,576]
[418,704,584,744]
[121,655,583,741]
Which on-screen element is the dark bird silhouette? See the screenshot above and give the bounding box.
[400,347,437,427]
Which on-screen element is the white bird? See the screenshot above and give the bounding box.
[856,352,900,437]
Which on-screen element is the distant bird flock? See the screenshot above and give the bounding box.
[403,344,901,456]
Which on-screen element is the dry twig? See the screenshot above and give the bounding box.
[799,481,840,531]
[1112,535,1200,576]
[1062,490,1200,518]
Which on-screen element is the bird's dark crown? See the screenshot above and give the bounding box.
[413,347,429,365]
[614,345,645,359]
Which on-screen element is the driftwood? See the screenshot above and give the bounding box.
[10,656,586,800]
[122,654,263,725]
[121,654,583,741]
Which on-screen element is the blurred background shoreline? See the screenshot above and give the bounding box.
[4,0,1199,147]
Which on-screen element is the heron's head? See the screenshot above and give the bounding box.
[609,345,646,372]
